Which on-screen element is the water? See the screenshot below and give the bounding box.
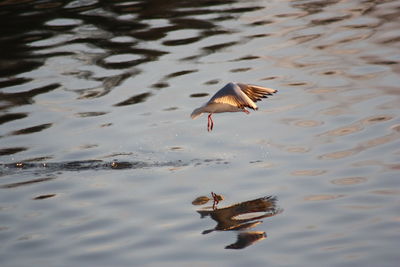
[1,0,399,266]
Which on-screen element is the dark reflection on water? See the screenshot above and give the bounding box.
[0,83,60,109]
[0,158,228,180]
[0,177,55,189]
[0,147,27,156]
[11,122,52,135]
[0,0,269,160]
[113,92,152,106]
[0,0,262,106]
[193,194,281,249]
[0,159,185,174]
[33,193,57,200]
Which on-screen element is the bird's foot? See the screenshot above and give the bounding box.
[243,109,250,114]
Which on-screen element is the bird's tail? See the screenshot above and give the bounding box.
[190,107,203,119]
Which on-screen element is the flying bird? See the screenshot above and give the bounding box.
[191,82,277,131]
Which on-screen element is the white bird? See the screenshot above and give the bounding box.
[191,82,277,131]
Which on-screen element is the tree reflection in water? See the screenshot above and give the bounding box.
[193,194,282,249]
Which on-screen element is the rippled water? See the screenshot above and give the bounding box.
[1,0,400,266]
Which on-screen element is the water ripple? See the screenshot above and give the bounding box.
[1,0,400,266]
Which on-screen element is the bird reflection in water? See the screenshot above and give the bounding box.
[192,194,281,249]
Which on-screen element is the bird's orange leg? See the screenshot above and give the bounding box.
[207,114,210,131]
[243,109,250,114]
[211,192,219,210]
[208,114,214,131]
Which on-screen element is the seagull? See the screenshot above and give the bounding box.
[191,82,277,131]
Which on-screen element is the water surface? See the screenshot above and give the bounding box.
[1,0,400,266]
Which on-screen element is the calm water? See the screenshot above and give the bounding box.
[1,0,400,266]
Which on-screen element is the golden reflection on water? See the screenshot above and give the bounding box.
[193,194,281,249]
[370,189,400,195]
[343,205,381,210]
[352,160,400,172]
[318,115,393,138]
[319,130,400,160]
[280,118,322,127]
[304,194,345,201]
[259,139,311,155]
[319,150,356,160]
[331,177,367,185]
[285,146,310,153]
[291,169,327,176]
[319,93,380,116]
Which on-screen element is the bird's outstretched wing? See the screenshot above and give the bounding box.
[207,82,258,110]
[237,83,277,103]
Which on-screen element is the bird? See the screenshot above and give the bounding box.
[191,82,277,131]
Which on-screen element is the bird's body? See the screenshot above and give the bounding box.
[191,82,277,131]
